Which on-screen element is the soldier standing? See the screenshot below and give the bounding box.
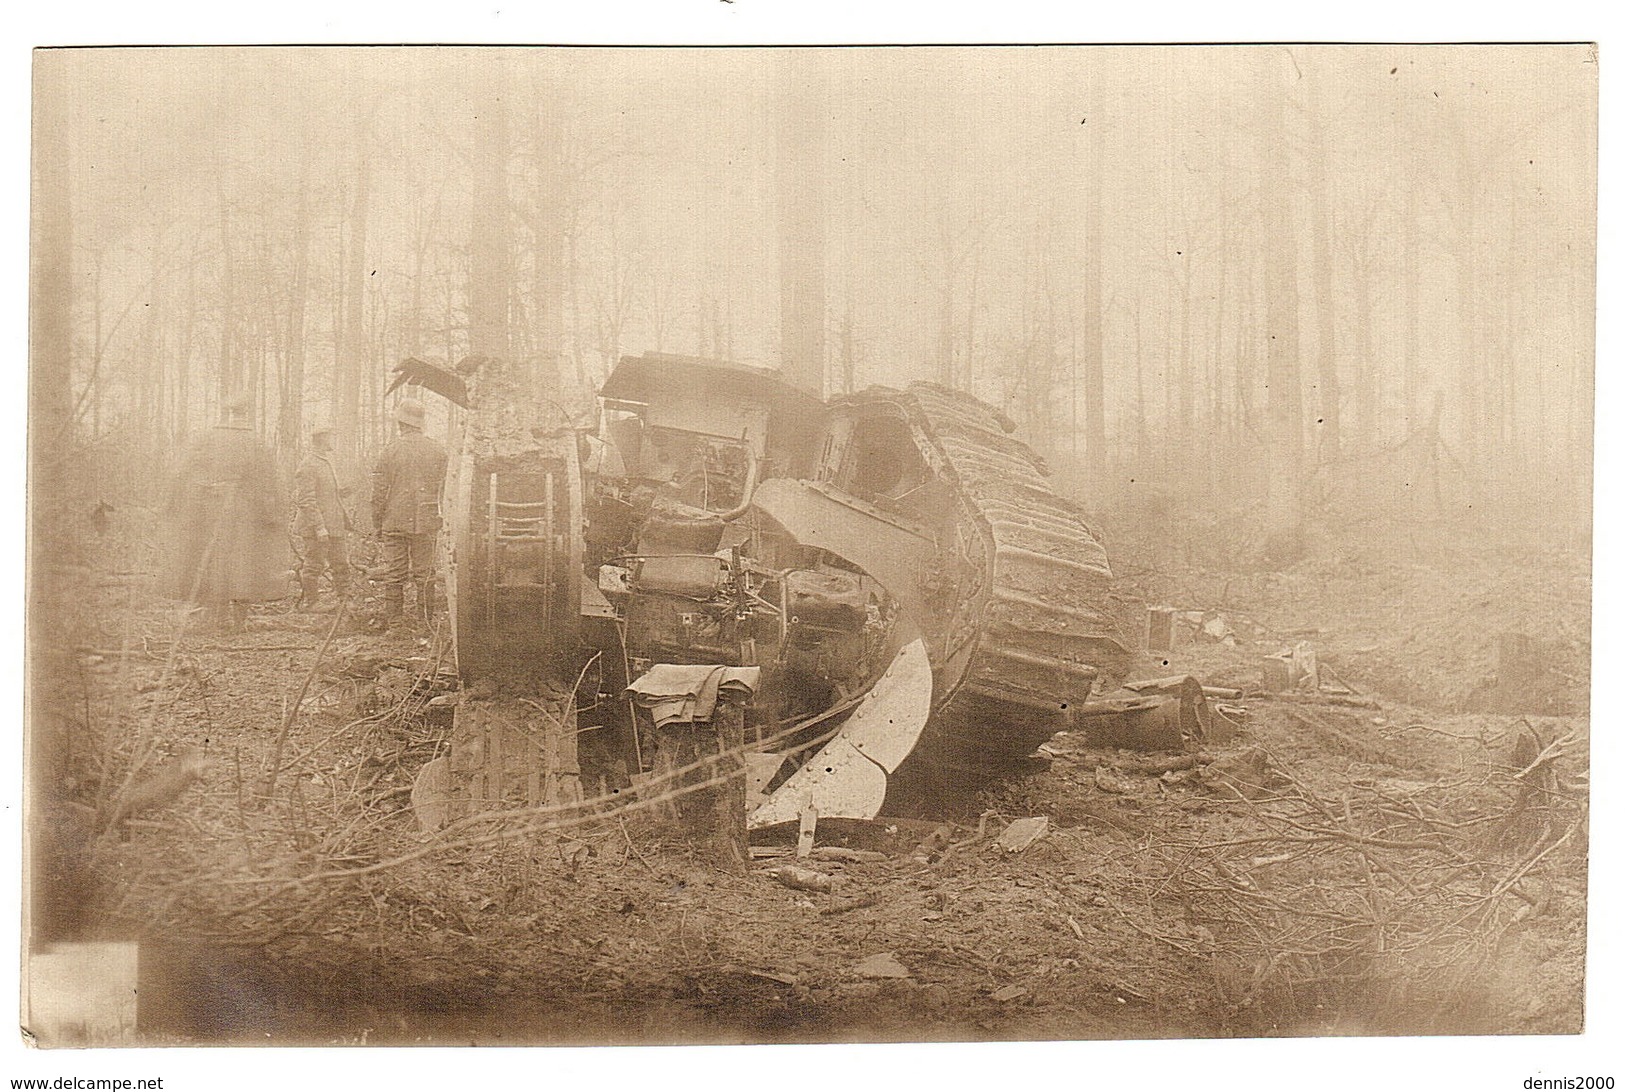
[292,423,352,610]
[161,393,292,631]
[370,398,448,628]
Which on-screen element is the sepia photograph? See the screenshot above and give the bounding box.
[20,37,1599,1063]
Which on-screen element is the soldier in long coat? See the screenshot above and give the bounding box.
[292,422,352,609]
[161,395,292,629]
[370,398,448,627]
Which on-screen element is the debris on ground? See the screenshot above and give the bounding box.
[1093,766,1138,795]
[1125,676,1242,701]
[810,847,889,864]
[996,816,1049,853]
[768,864,836,893]
[1262,640,1320,692]
[1078,674,1230,750]
[820,891,882,916]
[1199,746,1279,801]
[853,953,911,980]
[37,520,1589,1043]
[1147,606,1175,650]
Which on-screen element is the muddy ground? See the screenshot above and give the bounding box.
[34,526,1589,1045]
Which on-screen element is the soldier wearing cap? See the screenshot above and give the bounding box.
[292,421,352,609]
[370,398,448,627]
[161,392,293,630]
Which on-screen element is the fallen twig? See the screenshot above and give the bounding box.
[1255,691,1381,711]
[261,604,348,801]
[619,816,661,876]
[819,891,882,915]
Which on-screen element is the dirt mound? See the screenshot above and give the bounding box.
[1113,538,1589,716]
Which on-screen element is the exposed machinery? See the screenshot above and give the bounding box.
[399,352,1132,828]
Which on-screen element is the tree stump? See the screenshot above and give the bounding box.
[644,699,748,870]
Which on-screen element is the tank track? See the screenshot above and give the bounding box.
[892,383,1133,774]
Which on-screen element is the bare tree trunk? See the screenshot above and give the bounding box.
[1070,328,1079,461]
[31,84,72,468]
[250,310,266,442]
[88,251,103,440]
[837,297,857,395]
[470,66,512,364]
[775,52,827,397]
[1566,132,1596,532]
[216,176,238,409]
[963,258,980,394]
[693,294,708,357]
[1305,73,1342,461]
[136,248,161,440]
[1175,258,1193,444]
[405,170,442,361]
[1499,196,1519,462]
[1453,199,1482,469]
[567,227,586,387]
[338,114,372,467]
[28,54,77,942]
[1208,211,1229,446]
[1351,245,1376,451]
[1452,130,1484,470]
[1403,165,1422,436]
[1259,50,1304,556]
[1082,103,1107,487]
[1234,257,1256,442]
[1569,103,1597,514]
[714,295,732,363]
[933,207,960,388]
[367,287,386,452]
[650,277,670,353]
[528,71,566,394]
[1160,290,1175,479]
[592,228,638,381]
[1133,299,1147,470]
[279,174,310,459]
[174,239,200,444]
[1041,267,1060,452]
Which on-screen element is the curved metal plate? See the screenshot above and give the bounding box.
[748,636,932,828]
[750,478,935,624]
[830,637,933,773]
[748,736,889,828]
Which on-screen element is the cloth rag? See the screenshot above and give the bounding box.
[626,664,761,728]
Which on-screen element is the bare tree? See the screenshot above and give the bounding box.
[776,51,828,396]
[1301,64,1342,461]
[1258,49,1306,554]
[469,62,512,364]
[1080,103,1107,486]
[27,53,78,940]
[276,170,312,461]
[520,67,571,393]
[335,108,375,466]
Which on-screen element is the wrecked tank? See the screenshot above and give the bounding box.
[399,352,1132,830]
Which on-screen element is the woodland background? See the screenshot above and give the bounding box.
[28,45,1598,563]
